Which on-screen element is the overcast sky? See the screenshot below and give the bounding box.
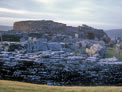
[0,0,122,29]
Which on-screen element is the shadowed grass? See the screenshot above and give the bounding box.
[0,80,122,92]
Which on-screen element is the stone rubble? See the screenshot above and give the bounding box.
[0,48,122,85]
[0,34,121,86]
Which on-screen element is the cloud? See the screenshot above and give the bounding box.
[0,0,122,29]
[0,7,58,16]
[35,0,56,4]
[0,8,27,14]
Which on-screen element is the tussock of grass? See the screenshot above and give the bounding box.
[0,80,122,92]
[106,48,122,61]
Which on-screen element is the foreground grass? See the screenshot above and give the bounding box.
[0,80,122,92]
[106,47,122,61]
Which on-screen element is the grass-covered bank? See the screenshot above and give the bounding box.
[0,80,122,92]
[106,48,122,61]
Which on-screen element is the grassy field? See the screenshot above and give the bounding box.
[106,47,122,61]
[0,80,122,92]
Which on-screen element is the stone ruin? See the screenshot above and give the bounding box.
[0,49,122,86]
[13,20,110,43]
[0,20,122,86]
[0,36,122,86]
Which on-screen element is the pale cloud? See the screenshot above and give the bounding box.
[72,7,94,16]
[0,7,57,16]
[35,0,56,4]
[0,8,27,14]
[36,0,50,3]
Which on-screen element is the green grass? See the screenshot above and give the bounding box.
[0,80,122,92]
[106,48,122,61]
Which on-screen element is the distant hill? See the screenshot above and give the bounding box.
[105,29,122,40]
[0,25,12,31]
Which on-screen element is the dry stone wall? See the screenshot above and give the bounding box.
[0,57,122,86]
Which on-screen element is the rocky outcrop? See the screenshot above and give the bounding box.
[13,20,110,43]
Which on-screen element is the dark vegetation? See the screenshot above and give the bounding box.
[1,34,20,42]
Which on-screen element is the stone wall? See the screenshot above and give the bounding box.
[13,20,110,43]
[0,58,122,86]
[14,20,67,33]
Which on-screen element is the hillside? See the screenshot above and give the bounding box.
[0,25,12,31]
[105,29,122,40]
[0,80,122,92]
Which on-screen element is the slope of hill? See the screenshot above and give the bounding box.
[0,80,122,92]
[0,25,12,31]
[105,29,122,40]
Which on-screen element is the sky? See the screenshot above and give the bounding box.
[0,0,122,30]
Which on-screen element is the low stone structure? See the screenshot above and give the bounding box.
[13,20,110,43]
[0,50,122,86]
